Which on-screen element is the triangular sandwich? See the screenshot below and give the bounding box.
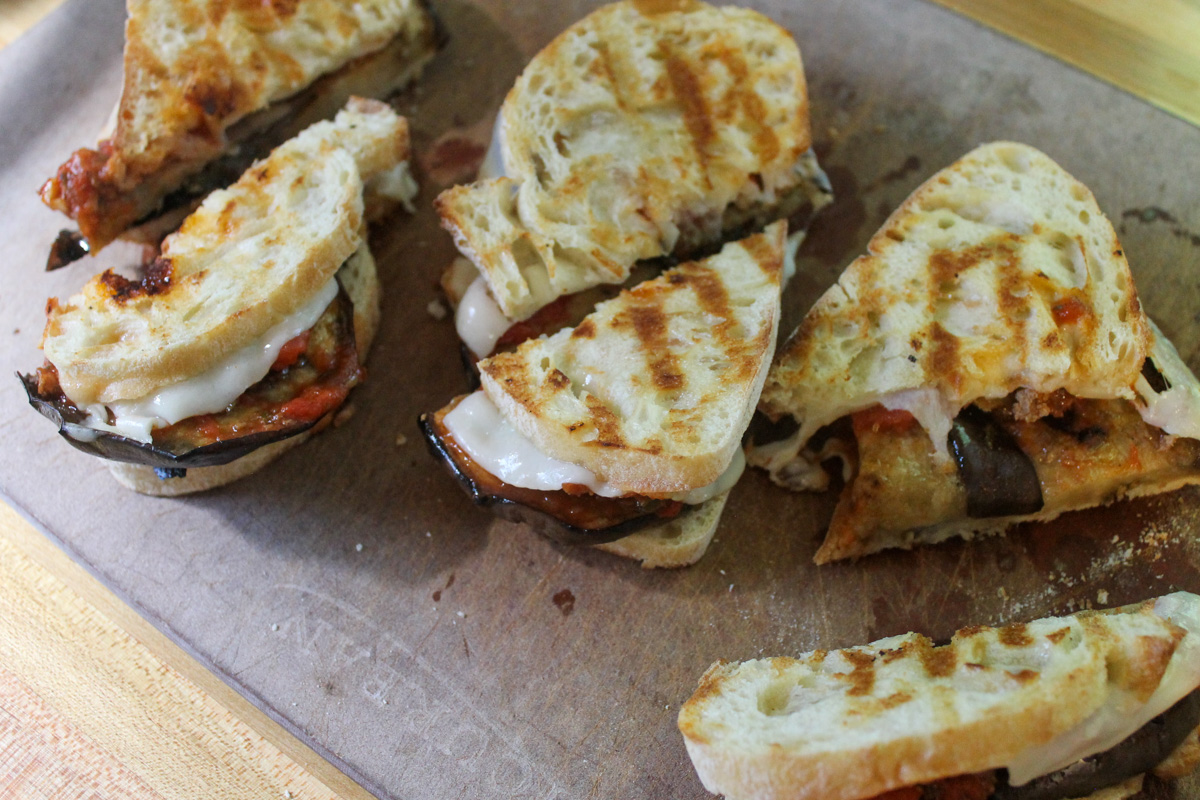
[41,0,439,260]
[422,222,788,567]
[751,141,1200,562]
[437,0,830,359]
[24,98,411,495]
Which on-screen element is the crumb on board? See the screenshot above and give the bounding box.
[427,299,448,320]
[395,432,408,447]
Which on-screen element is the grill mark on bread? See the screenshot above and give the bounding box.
[664,48,714,186]
[920,639,957,677]
[840,650,876,696]
[928,322,962,395]
[999,623,1033,647]
[97,258,175,304]
[1046,627,1071,644]
[585,394,626,448]
[572,319,597,339]
[628,304,686,391]
[715,44,780,165]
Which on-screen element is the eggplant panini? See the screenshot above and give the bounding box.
[41,0,440,263]
[422,224,786,563]
[751,142,1200,562]
[25,99,410,495]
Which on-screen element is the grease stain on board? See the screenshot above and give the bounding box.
[1120,206,1200,247]
[552,589,575,617]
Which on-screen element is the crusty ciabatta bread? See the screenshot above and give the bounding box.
[437,0,828,322]
[106,240,381,496]
[679,592,1200,800]
[760,142,1149,451]
[748,142,1200,562]
[43,98,407,410]
[41,0,438,253]
[479,222,786,495]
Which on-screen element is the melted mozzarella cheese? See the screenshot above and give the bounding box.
[443,391,743,504]
[1136,320,1200,440]
[880,388,957,463]
[455,278,513,359]
[79,279,339,443]
[1006,591,1200,786]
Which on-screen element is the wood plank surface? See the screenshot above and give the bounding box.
[930,0,1200,127]
[0,502,379,800]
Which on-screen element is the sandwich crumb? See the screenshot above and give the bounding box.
[355,543,364,552]
[427,299,448,320]
[271,623,279,631]
[1097,589,1109,604]
[395,432,408,446]
[333,404,356,427]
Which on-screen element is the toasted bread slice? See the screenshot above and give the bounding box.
[679,592,1200,800]
[43,98,408,409]
[41,0,438,252]
[749,142,1200,560]
[760,142,1150,455]
[479,222,785,495]
[437,0,825,322]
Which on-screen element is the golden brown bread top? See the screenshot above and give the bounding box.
[759,142,1150,452]
[679,593,1200,800]
[437,0,813,321]
[43,99,408,407]
[478,223,786,493]
[40,0,434,248]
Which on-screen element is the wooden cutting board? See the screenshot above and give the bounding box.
[1,1,1199,799]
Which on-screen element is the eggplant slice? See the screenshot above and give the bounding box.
[21,285,360,473]
[420,404,692,547]
[993,690,1200,800]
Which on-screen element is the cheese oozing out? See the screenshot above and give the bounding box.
[443,390,744,505]
[456,277,512,360]
[77,278,340,443]
[1005,591,1200,785]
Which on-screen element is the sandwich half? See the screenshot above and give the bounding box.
[422,222,787,567]
[23,98,413,495]
[41,0,440,262]
[750,142,1200,563]
[436,0,830,360]
[679,591,1200,800]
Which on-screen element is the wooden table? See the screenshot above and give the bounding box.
[1,1,1198,798]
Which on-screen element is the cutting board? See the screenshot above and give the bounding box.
[0,1,1198,798]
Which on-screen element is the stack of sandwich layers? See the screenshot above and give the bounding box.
[749,141,1200,564]
[40,0,441,263]
[422,0,833,568]
[25,98,414,495]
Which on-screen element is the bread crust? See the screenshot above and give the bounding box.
[594,489,728,568]
[679,596,1198,800]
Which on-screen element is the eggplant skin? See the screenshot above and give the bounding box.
[19,371,320,470]
[418,411,693,547]
[949,405,1044,518]
[993,690,1200,800]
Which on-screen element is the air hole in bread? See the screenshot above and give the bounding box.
[1079,209,1091,225]
[1071,184,1089,202]
[938,217,955,230]
[886,230,905,243]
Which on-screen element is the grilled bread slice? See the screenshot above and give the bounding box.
[107,238,381,496]
[41,0,438,254]
[33,98,408,495]
[679,592,1200,800]
[43,98,406,409]
[479,222,786,495]
[437,0,828,323]
[749,142,1200,561]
